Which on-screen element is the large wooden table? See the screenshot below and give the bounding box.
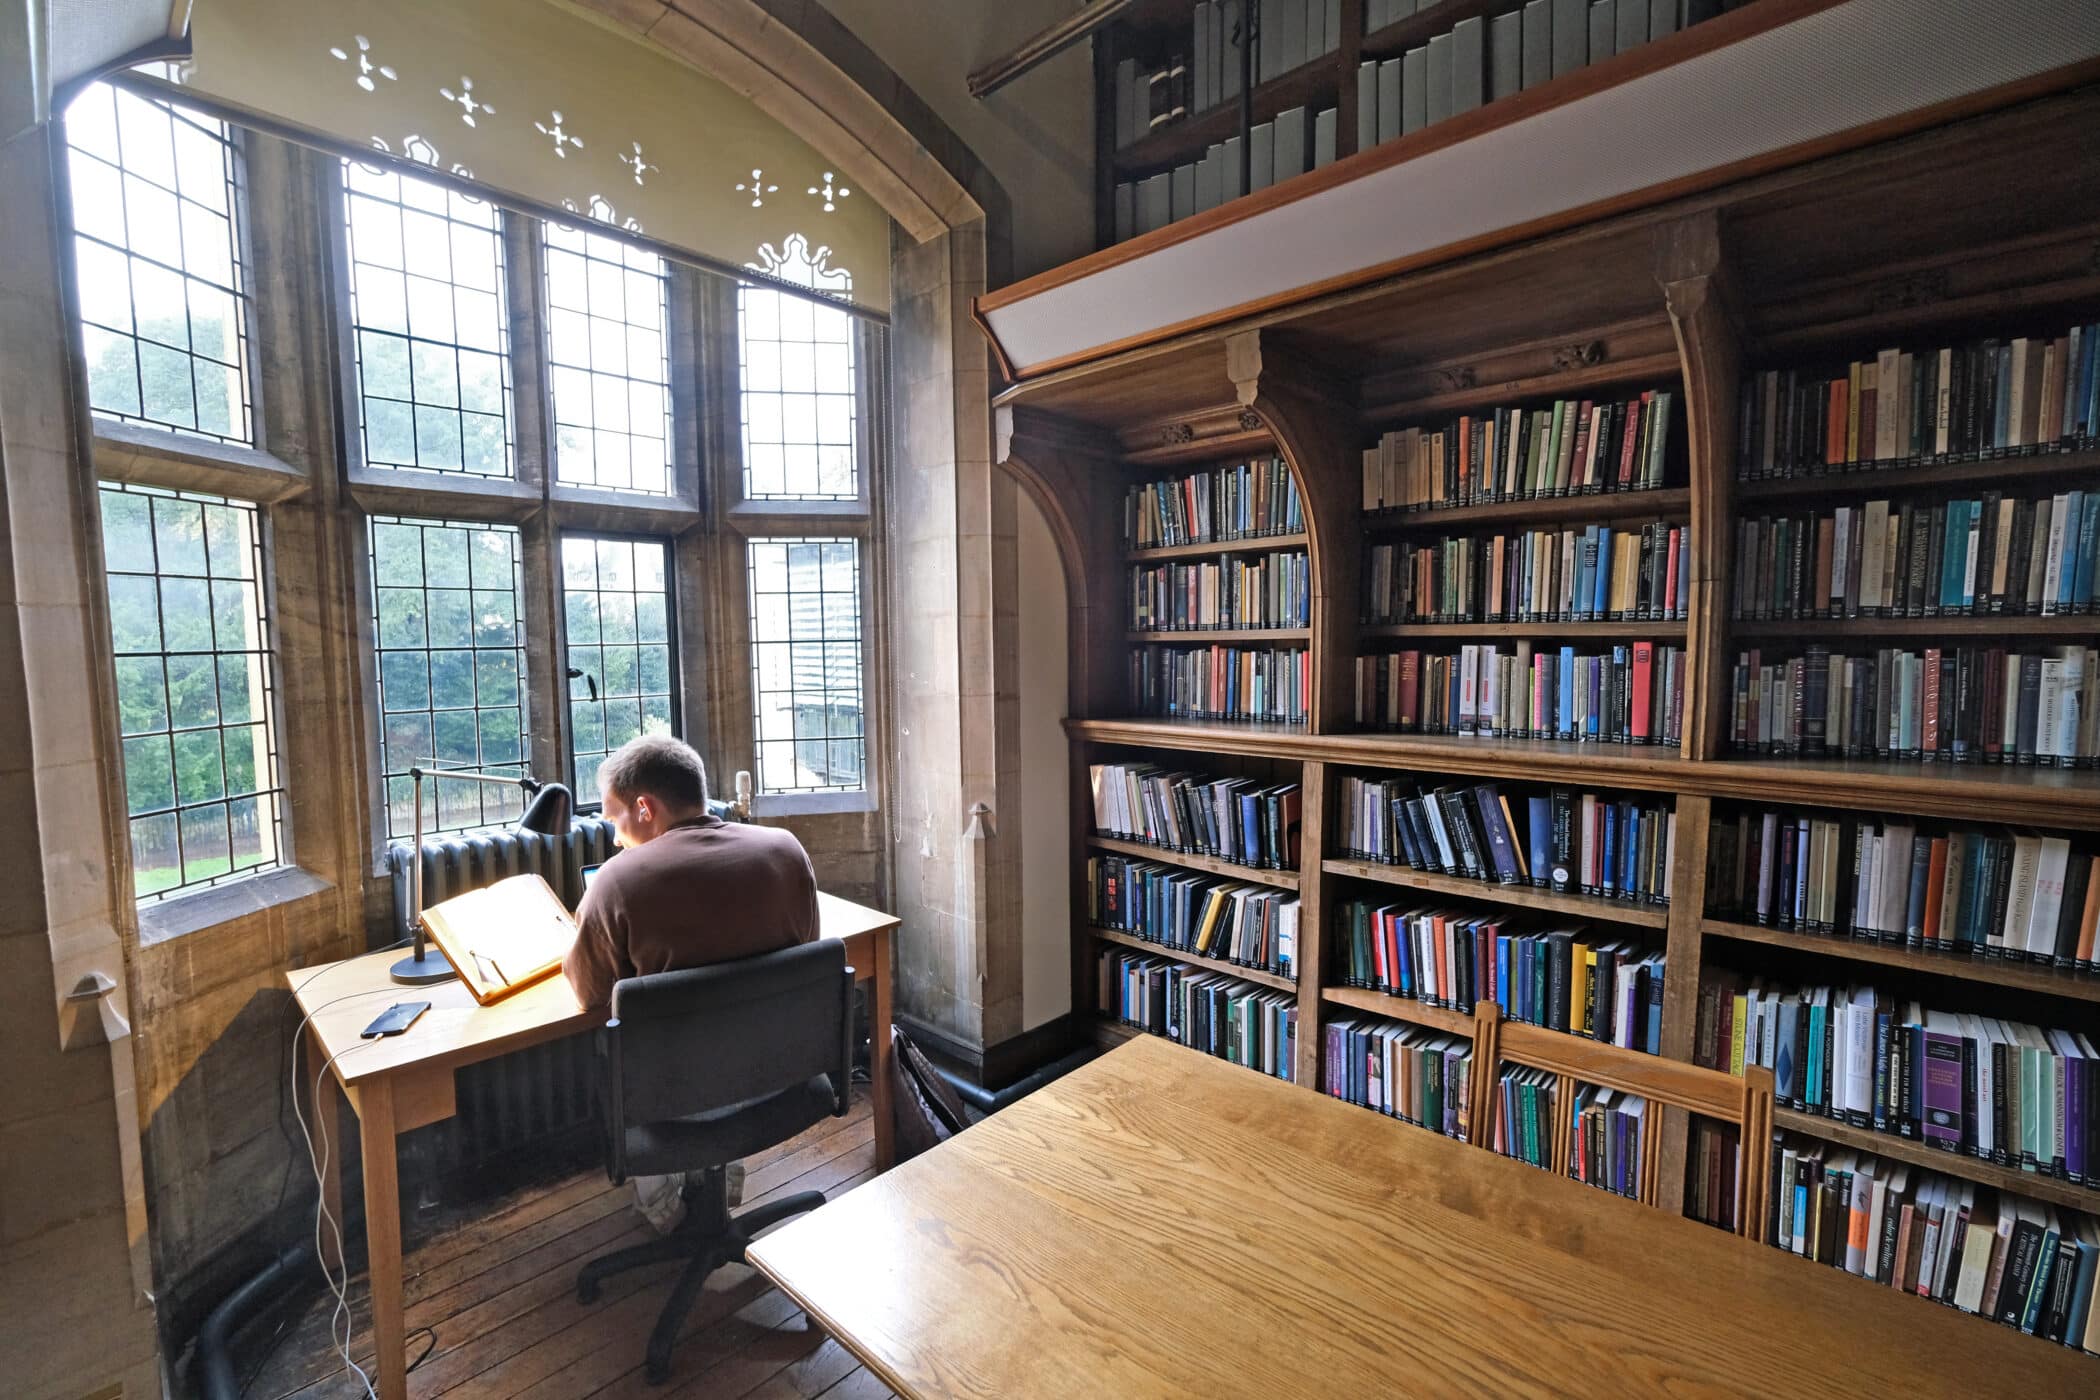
[747,1033,2096,1398]
[291,890,898,1400]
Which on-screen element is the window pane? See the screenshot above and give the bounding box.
[100,483,283,902]
[747,538,863,793]
[344,162,513,478]
[65,81,251,445]
[543,221,673,495]
[562,535,675,798]
[369,518,529,837]
[737,281,857,502]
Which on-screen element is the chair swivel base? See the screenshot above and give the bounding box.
[577,1171,826,1385]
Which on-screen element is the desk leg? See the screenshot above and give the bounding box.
[870,926,894,1171]
[358,1075,408,1400]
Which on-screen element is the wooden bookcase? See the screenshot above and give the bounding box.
[997,77,2100,1347]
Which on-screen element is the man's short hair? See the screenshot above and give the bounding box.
[598,734,709,810]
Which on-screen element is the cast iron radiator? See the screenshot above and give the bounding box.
[382,818,618,1188]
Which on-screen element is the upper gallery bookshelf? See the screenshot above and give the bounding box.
[997,76,2100,1359]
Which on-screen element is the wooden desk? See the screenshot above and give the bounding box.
[291,890,898,1400]
[748,1034,2096,1398]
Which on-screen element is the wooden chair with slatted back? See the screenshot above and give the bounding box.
[1468,1003,1775,1237]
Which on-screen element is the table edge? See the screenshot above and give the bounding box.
[745,1246,923,1400]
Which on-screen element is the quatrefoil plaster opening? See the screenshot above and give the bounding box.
[619,142,658,187]
[535,111,584,157]
[736,168,780,209]
[441,77,494,127]
[807,172,851,213]
[329,35,397,93]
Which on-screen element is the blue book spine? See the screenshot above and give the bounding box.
[1592,528,1613,617]
[1601,806,1617,898]
[2020,1228,2060,1334]
[2065,1243,2099,1337]
[1646,977,1661,1054]
[2059,490,2086,609]
[1526,796,1553,885]
[1806,1004,1824,1111]
[1555,649,1574,736]
[2083,322,2100,438]
[1497,935,1511,1015]
[1939,501,1966,609]
[2075,492,2100,610]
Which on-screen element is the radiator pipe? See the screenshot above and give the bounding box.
[932,1044,1098,1116]
[197,1244,311,1400]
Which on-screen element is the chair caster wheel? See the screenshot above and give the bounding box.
[577,1278,600,1304]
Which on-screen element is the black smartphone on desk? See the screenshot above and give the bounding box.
[361,1001,430,1038]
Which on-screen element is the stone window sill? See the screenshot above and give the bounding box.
[137,865,334,945]
[752,790,877,818]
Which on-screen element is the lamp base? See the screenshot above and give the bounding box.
[389,948,456,986]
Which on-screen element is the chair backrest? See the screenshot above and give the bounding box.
[1470,1004,1775,1238]
[603,938,852,1138]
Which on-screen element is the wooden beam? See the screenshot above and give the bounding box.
[967,0,1137,100]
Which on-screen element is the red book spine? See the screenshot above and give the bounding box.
[1631,641,1655,743]
[1664,526,1682,617]
[1826,378,1849,466]
[1570,401,1594,491]
[1618,396,1643,488]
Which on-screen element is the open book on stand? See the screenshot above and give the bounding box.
[421,874,578,1005]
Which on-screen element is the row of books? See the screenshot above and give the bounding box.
[1363,521,1691,625]
[1335,900,1666,1052]
[1686,1119,1748,1233]
[1767,1133,2100,1352]
[1353,0,1724,157]
[1322,1015,1473,1140]
[1736,321,2100,479]
[1098,951,1298,1083]
[1087,856,1299,978]
[1493,1065,1559,1170]
[1123,457,1303,550]
[1725,644,2097,767]
[1567,1084,1649,1201]
[1131,643,1309,725]
[1361,390,1678,513]
[1110,104,1341,242]
[1697,977,2100,1183]
[1087,762,1303,870]
[1335,775,1678,905]
[1707,810,2100,970]
[1108,1,1339,151]
[1129,550,1310,632]
[1353,641,1687,745]
[1730,490,2100,621]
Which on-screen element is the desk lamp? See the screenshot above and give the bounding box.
[391,764,564,986]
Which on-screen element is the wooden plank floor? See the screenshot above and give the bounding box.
[246,1096,894,1400]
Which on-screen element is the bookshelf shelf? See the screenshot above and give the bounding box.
[1362,619,1685,640]
[1125,627,1312,643]
[1093,1016,1145,1050]
[1326,858,1672,929]
[1086,834,1301,890]
[1771,1107,2100,1216]
[1088,925,1298,992]
[1320,984,1474,1037]
[1733,446,2100,503]
[1730,615,2099,639]
[1697,757,2100,832]
[1703,919,2100,1005]
[1126,531,1310,562]
[1363,488,1691,533]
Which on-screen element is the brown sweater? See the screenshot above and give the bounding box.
[562,815,819,1010]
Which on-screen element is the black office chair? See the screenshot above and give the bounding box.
[576,939,853,1384]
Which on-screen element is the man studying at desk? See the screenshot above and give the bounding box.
[563,733,820,1229]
